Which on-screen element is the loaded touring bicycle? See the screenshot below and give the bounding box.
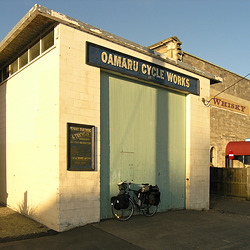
[111,181,160,221]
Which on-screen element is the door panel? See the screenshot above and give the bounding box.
[100,72,185,219]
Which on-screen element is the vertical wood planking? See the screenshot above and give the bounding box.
[101,72,186,218]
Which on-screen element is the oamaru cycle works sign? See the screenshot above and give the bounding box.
[86,42,199,95]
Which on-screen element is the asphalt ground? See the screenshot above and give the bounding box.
[0,195,249,249]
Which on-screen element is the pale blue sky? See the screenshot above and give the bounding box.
[0,0,249,78]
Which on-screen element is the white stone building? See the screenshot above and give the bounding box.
[0,5,220,231]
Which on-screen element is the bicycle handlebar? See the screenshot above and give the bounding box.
[117,181,149,186]
[117,181,151,193]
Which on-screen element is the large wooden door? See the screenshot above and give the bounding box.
[100,72,186,219]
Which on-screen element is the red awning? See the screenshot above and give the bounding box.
[225,141,250,156]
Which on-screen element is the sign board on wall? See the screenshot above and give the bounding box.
[86,42,200,95]
[210,96,249,115]
[67,123,95,171]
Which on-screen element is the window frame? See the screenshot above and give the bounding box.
[0,26,55,84]
[210,146,216,167]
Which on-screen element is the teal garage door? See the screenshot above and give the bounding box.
[100,72,186,219]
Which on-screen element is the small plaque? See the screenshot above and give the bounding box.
[67,123,95,171]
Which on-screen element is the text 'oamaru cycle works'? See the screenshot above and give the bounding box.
[87,42,200,95]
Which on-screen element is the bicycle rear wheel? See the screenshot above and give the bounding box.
[142,204,158,217]
[111,198,134,221]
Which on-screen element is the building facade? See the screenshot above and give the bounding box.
[0,5,219,231]
[149,38,250,169]
[183,53,250,168]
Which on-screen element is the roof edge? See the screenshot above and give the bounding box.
[0,4,221,83]
[183,51,250,81]
[0,4,39,54]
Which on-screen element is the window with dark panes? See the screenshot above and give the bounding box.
[19,51,28,69]
[0,27,55,81]
[210,147,216,166]
[41,29,54,53]
[10,59,18,75]
[30,41,40,61]
[2,65,9,81]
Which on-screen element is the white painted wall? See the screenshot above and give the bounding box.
[2,45,60,229]
[186,76,210,210]
[58,24,101,231]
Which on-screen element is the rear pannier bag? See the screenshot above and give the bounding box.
[111,196,119,210]
[149,185,161,206]
[111,193,129,210]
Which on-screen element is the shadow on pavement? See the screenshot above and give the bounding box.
[0,194,249,245]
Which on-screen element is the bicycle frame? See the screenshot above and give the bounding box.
[127,183,149,211]
[111,181,159,221]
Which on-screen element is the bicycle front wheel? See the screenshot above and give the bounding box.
[142,204,158,217]
[111,198,134,221]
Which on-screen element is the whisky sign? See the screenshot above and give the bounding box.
[210,96,249,115]
[86,42,200,95]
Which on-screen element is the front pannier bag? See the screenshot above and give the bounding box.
[111,193,130,210]
[149,185,161,206]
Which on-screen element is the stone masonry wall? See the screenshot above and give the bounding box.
[183,53,250,168]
